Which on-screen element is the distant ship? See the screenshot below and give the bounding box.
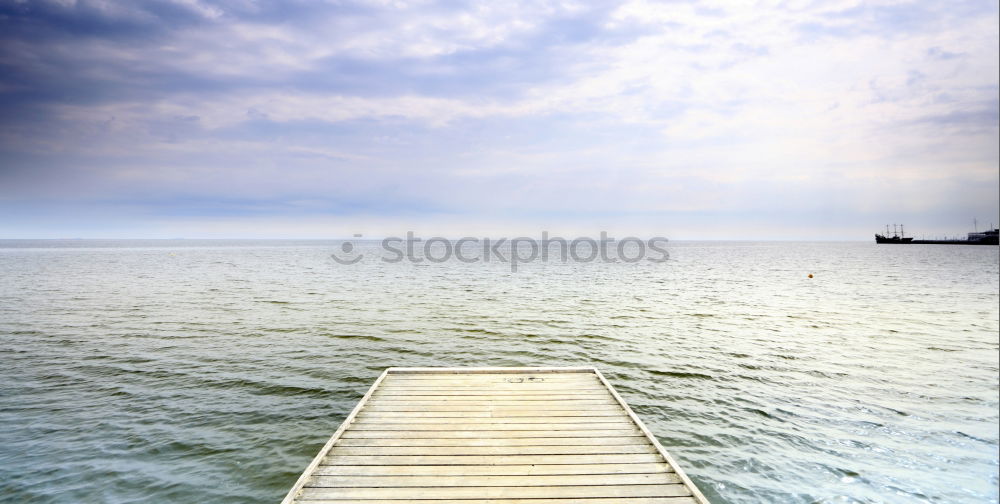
[875,223,999,245]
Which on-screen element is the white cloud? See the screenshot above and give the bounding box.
[1,0,996,237]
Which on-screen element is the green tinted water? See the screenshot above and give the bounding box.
[0,241,997,503]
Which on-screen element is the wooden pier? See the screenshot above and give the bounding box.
[281,367,710,503]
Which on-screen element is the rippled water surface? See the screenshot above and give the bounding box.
[1,240,997,503]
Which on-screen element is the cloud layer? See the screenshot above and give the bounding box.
[1,0,997,238]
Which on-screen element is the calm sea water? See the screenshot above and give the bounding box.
[0,240,997,503]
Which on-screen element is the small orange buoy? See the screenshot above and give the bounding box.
[807,274,813,278]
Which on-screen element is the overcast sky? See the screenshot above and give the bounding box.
[1,0,997,239]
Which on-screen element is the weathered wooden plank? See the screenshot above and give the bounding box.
[341,429,641,438]
[351,417,635,432]
[362,404,622,412]
[357,410,623,418]
[356,411,488,418]
[285,368,709,504]
[297,483,692,499]
[384,373,594,378]
[312,463,673,476]
[382,367,598,373]
[293,498,699,504]
[377,385,606,391]
[490,408,623,416]
[322,453,665,466]
[384,380,601,392]
[305,472,682,488]
[376,386,609,392]
[381,380,602,387]
[372,392,610,398]
[362,401,624,416]
[328,445,658,456]
[334,436,648,447]
[352,416,635,425]
[355,416,635,428]
[365,398,618,408]
[384,374,598,381]
[381,379,602,387]
[380,383,602,392]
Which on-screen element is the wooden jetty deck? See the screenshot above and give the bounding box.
[281,367,710,503]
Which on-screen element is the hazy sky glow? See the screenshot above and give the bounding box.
[1,0,997,239]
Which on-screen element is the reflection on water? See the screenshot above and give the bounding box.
[0,240,997,503]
